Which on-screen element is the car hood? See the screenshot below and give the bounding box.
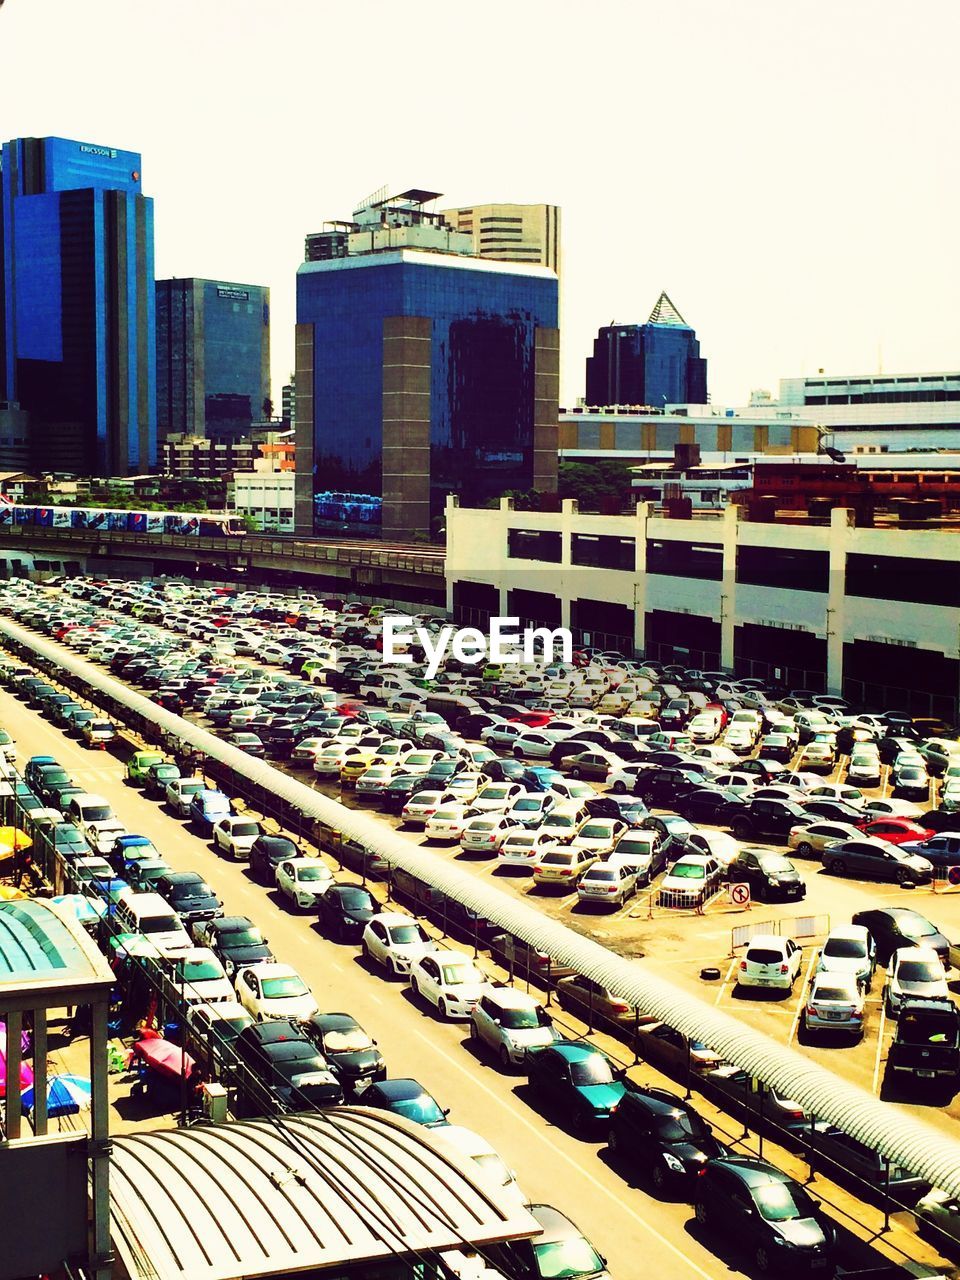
[769,1216,829,1249]
[896,977,946,998]
[578,1081,626,1112]
[670,1140,715,1167]
[342,906,375,925]
[328,1047,382,1076]
[818,955,869,976]
[507,1026,560,1049]
[174,893,220,912]
[221,942,272,965]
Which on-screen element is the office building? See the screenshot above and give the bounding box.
[585,293,707,409]
[296,188,559,539]
[281,378,295,426]
[156,277,270,439]
[447,495,960,720]
[158,432,256,480]
[440,202,561,275]
[0,135,156,474]
[231,470,296,532]
[0,401,31,470]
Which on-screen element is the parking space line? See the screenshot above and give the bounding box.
[714,955,738,1006]
[872,995,888,1094]
[788,945,820,1045]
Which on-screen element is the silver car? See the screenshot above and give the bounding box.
[165,777,206,817]
[470,988,561,1068]
[803,974,865,1038]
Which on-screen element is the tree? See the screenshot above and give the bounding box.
[262,397,274,419]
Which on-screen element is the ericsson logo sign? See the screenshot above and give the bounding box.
[79,145,118,159]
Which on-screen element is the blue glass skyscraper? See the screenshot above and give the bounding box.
[0,136,156,474]
[585,292,707,409]
[295,190,559,539]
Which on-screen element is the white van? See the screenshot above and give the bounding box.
[66,793,115,841]
[114,891,192,956]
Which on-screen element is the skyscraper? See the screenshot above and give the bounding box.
[585,292,707,409]
[296,189,559,539]
[155,278,271,439]
[440,203,561,276]
[0,136,156,474]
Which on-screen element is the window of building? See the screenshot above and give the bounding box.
[736,545,828,592]
[571,534,635,570]
[507,528,562,563]
[846,553,960,608]
[647,539,722,581]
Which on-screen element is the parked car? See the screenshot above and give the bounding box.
[885,945,950,1016]
[468,987,560,1068]
[816,924,875,990]
[851,907,950,967]
[608,1084,726,1191]
[234,962,319,1022]
[360,911,435,977]
[803,974,865,1038]
[275,857,334,909]
[736,935,803,993]
[526,1041,625,1133]
[659,854,723,907]
[409,950,488,1019]
[301,1012,385,1093]
[316,882,377,941]
[822,838,933,886]
[353,1077,450,1128]
[248,834,300,885]
[726,848,806,902]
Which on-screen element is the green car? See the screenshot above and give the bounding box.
[527,1041,626,1133]
[125,751,165,785]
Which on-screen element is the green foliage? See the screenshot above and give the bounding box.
[558,460,635,511]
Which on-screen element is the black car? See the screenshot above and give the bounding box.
[695,1156,836,1275]
[155,870,222,924]
[302,1012,385,1092]
[35,767,73,806]
[51,822,88,859]
[732,799,808,844]
[481,758,528,784]
[608,1085,726,1191]
[248,834,300,885]
[851,907,950,966]
[584,795,649,826]
[316,882,377,940]
[422,758,467,788]
[727,848,806,902]
[200,915,274,976]
[800,799,863,825]
[676,785,748,826]
[232,1021,342,1114]
[635,766,712,808]
[380,774,431,815]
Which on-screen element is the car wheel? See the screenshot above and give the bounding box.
[513,747,524,759]
[612,780,627,795]
[830,857,846,876]
[651,1162,668,1193]
[755,1246,771,1274]
[896,868,913,886]
[437,998,447,1019]
[694,1200,709,1227]
[796,841,813,857]
[499,1045,512,1070]
[733,820,751,841]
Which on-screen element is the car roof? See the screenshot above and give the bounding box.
[373,1077,429,1100]
[712,1156,790,1188]
[526,1204,582,1244]
[372,912,416,926]
[484,987,540,1010]
[550,1041,601,1063]
[310,1012,359,1032]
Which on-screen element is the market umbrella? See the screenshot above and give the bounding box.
[0,827,32,851]
[0,885,27,900]
[22,1073,92,1119]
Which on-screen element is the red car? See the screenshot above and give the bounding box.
[855,817,934,845]
[508,711,554,728]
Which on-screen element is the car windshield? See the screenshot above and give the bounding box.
[470,821,496,832]
[533,1237,605,1279]
[337,890,371,910]
[570,1056,615,1086]
[823,937,866,959]
[179,782,203,795]
[389,1094,444,1124]
[748,949,783,964]
[261,976,308,998]
[671,863,705,879]
[898,959,943,983]
[174,880,214,898]
[514,798,541,811]
[296,865,329,882]
[655,1110,710,1143]
[484,786,510,799]
[81,806,112,822]
[500,1007,545,1030]
[388,925,425,946]
[227,929,266,947]
[579,824,609,839]
[547,814,577,829]
[587,868,617,882]
[441,963,483,986]
[323,1028,372,1053]
[754,1181,818,1222]
[813,985,856,1003]
[233,823,259,836]
[141,914,180,935]
[760,855,793,873]
[178,960,222,982]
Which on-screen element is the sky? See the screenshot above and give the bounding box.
[2,0,959,409]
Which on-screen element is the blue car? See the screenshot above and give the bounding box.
[188,788,232,833]
[523,766,566,793]
[355,1077,450,1128]
[107,834,162,876]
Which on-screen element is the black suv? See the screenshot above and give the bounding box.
[198,915,274,976]
[732,798,808,844]
[851,906,950,966]
[608,1085,726,1191]
[695,1156,835,1274]
[302,1012,385,1093]
[726,848,806,902]
[231,1020,342,1115]
[248,834,300,885]
[155,871,222,925]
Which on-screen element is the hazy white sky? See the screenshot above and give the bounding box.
[2,0,958,408]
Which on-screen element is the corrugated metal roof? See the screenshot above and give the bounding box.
[12,619,960,1200]
[109,1109,538,1280]
[0,899,113,990]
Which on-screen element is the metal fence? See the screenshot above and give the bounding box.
[731,914,831,954]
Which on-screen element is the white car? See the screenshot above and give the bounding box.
[401,750,445,775]
[803,974,865,1038]
[606,764,648,795]
[469,987,560,1067]
[472,782,525,813]
[275,856,334,908]
[723,725,757,755]
[689,744,740,767]
[212,816,262,858]
[548,779,597,803]
[846,750,881,786]
[497,829,559,868]
[576,861,638,908]
[885,946,950,1016]
[511,732,559,759]
[659,854,722,907]
[806,783,864,809]
[234,962,319,1021]
[409,950,489,1018]
[859,797,923,820]
[787,820,863,857]
[683,829,739,867]
[507,792,558,828]
[736,935,803,992]
[712,771,757,796]
[401,789,459,828]
[355,764,402,795]
[460,813,521,852]
[361,912,435,977]
[572,818,627,856]
[816,924,875,990]
[313,744,367,776]
[431,1126,529,1210]
[424,805,482,842]
[167,948,234,1005]
[480,723,525,750]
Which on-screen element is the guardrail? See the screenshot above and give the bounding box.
[4,615,960,1207]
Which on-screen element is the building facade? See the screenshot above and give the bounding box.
[446,496,960,720]
[0,136,156,475]
[440,203,561,275]
[159,432,255,480]
[296,190,559,539]
[156,278,270,439]
[585,293,707,409]
[231,470,295,533]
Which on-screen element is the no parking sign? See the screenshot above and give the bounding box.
[729,882,751,908]
[947,865,960,887]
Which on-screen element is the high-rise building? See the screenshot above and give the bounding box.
[281,378,296,427]
[0,136,156,474]
[584,292,707,409]
[296,188,559,539]
[440,203,561,276]
[156,278,270,439]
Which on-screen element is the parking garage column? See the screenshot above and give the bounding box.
[720,504,739,670]
[826,507,852,695]
[559,499,576,630]
[634,502,650,655]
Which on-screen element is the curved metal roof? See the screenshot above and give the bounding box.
[109,1108,537,1280]
[0,898,113,993]
[9,618,960,1199]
